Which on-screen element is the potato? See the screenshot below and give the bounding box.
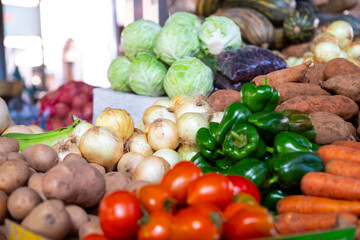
[79,216,103,239]
[89,163,106,175]
[8,187,42,220]
[63,153,87,163]
[88,214,99,222]
[21,199,71,240]
[310,112,356,145]
[276,95,359,121]
[324,58,360,79]
[28,173,47,201]
[0,153,7,165]
[0,137,19,153]
[65,204,89,236]
[0,159,30,194]
[208,90,240,112]
[6,152,25,162]
[274,83,330,103]
[125,180,151,195]
[104,172,130,194]
[321,74,360,102]
[304,63,326,85]
[0,225,5,240]
[0,191,7,224]
[42,159,105,207]
[29,167,37,176]
[21,144,58,172]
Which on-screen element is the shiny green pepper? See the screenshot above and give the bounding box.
[196,122,223,161]
[274,131,320,154]
[282,109,316,141]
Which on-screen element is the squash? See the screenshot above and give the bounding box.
[222,0,296,23]
[195,0,222,17]
[213,7,274,48]
[283,10,318,44]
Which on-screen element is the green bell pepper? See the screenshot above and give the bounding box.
[190,152,213,169]
[215,102,252,144]
[248,111,289,143]
[196,122,223,161]
[228,157,269,188]
[261,189,287,211]
[269,151,324,190]
[274,131,320,154]
[282,109,316,141]
[240,78,280,113]
[222,124,262,161]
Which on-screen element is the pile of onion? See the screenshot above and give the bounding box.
[0,97,10,134]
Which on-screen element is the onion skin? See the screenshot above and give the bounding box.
[314,42,340,63]
[125,134,153,156]
[153,149,180,168]
[176,112,211,145]
[177,144,199,161]
[0,97,10,134]
[174,95,211,119]
[133,156,170,183]
[142,105,176,126]
[146,119,179,151]
[117,152,144,179]
[152,98,171,108]
[79,126,124,171]
[326,20,354,50]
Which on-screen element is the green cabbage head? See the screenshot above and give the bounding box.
[163,57,213,99]
[107,56,132,92]
[165,12,202,30]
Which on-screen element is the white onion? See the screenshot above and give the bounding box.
[340,50,348,58]
[27,125,44,133]
[53,138,82,162]
[210,112,224,123]
[79,126,124,171]
[175,95,212,119]
[133,156,170,183]
[286,56,298,67]
[310,32,339,53]
[177,112,211,145]
[146,119,179,151]
[142,105,176,126]
[346,42,360,58]
[117,152,144,179]
[71,121,94,146]
[177,144,199,161]
[152,98,171,108]
[0,97,10,135]
[125,133,153,156]
[326,20,354,49]
[170,95,187,110]
[2,125,33,135]
[153,149,180,168]
[135,120,145,133]
[314,42,340,63]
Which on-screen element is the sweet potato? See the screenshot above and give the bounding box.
[274,83,330,103]
[281,42,311,58]
[324,58,360,79]
[208,90,240,112]
[310,112,357,145]
[321,74,360,102]
[277,95,359,121]
[252,61,312,87]
[42,158,106,207]
[304,63,326,85]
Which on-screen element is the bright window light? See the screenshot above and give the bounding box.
[1,0,39,7]
[4,36,42,49]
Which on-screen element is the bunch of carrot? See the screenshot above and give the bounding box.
[274,141,360,236]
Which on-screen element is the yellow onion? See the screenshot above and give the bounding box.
[95,108,134,141]
[0,97,10,134]
[70,121,94,146]
[125,133,154,156]
[346,41,360,58]
[152,98,171,108]
[2,125,33,135]
[53,138,82,162]
[142,105,176,127]
[146,119,179,151]
[133,156,170,183]
[314,42,340,63]
[170,94,187,110]
[210,112,224,123]
[310,32,339,53]
[326,20,354,49]
[153,149,180,168]
[135,120,145,133]
[79,126,124,171]
[177,144,199,161]
[174,95,212,119]
[177,112,211,145]
[117,152,144,179]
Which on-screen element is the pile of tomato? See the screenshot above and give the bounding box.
[83,161,276,240]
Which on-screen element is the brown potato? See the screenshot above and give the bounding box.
[89,163,106,175]
[21,144,58,172]
[0,137,19,154]
[28,173,47,201]
[8,187,42,220]
[0,224,5,240]
[0,191,7,224]
[125,180,152,195]
[21,199,71,240]
[88,214,99,222]
[42,159,105,207]
[0,159,30,194]
[79,216,103,239]
[63,153,87,163]
[65,204,89,236]
[0,153,7,165]
[104,172,130,194]
[6,152,25,162]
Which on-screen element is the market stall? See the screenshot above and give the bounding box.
[1,0,360,239]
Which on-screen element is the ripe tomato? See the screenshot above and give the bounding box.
[171,204,223,240]
[160,161,202,205]
[138,184,176,214]
[81,234,109,240]
[227,175,261,203]
[223,206,276,240]
[137,211,173,240]
[99,190,142,240]
[187,173,233,209]
[223,199,260,220]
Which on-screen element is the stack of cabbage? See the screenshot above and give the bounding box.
[107,12,242,98]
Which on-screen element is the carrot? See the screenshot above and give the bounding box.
[301,172,360,201]
[252,61,312,87]
[317,145,360,164]
[332,141,360,150]
[274,212,357,234]
[326,159,360,179]
[277,195,360,216]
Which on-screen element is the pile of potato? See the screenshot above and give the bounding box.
[0,137,150,239]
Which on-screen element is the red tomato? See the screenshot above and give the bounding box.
[137,211,173,240]
[171,204,223,240]
[138,184,176,214]
[227,175,261,203]
[160,161,202,205]
[223,206,276,240]
[81,234,109,240]
[223,200,259,220]
[233,192,259,205]
[99,190,142,240]
[187,173,233,209]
